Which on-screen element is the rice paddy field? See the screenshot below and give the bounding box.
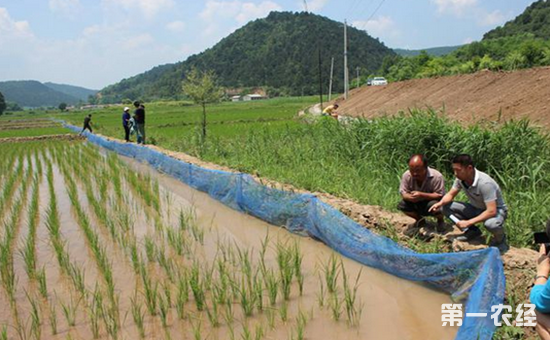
[0,139,456,340]
[55,98,550,249]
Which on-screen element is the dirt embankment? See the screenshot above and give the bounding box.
[338,67,550,129]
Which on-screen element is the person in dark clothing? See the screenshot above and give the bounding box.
[122,107,131,142]
[80,114,93,134]
[133,101,146,144]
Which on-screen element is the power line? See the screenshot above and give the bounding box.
[357,0,387,32]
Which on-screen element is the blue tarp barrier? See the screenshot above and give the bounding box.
[67,124,505,340]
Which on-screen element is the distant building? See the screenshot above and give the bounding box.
[231,95,242,102]
[243,94,265,101]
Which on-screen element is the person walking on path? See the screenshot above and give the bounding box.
[133,101,146,144]
[429,154,509,254]
[122,107,131,142]
[398,154,446,231]
[80,114,93,134]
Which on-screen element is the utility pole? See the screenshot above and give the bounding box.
[344,20,349,100]
[318,44,323,110]
[356,67,360,88]
[328,57,334,101]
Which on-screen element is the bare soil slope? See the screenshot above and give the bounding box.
[339,67,550,128]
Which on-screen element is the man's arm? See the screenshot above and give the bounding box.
[429,187,460,212]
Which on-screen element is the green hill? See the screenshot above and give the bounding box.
[99,11,395,103]
[44,82,97,101]
[393,45,463,57]
[483,0,550,40]
[0,80,82,108]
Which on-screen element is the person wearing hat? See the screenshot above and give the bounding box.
[530,218,550,339]
[122,106,131,142]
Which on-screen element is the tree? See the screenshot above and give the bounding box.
[58,102,67,111]
[0,91,6,116]
[182,69,222,142]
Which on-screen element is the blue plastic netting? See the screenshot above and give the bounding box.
[67,125,505,340]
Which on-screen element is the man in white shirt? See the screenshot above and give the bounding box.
[430,154,509,254]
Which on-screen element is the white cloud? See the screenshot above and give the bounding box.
[478,10,506,26]
[0,8,34,44]
[166,20,185,33]
[101,0,175,18]
[49,0,81,16]
[352,16,400,44]
[200,0,282,37]
[431,0,477,16]
[306,0,329,12]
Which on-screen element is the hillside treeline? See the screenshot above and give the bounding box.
[99,12,394,103]
[380,34,550,82]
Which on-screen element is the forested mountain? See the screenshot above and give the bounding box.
[394,45,462,57]
[99,11,395,103]
[483,0,550,40]
[0,80,82,107]
[44,82,97,101]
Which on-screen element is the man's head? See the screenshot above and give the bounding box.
[451,154,475,182]
[124,107,130,112]
[408,154,428,182]
[88,114,92,118]
[334,104,339,109]
[133,100,141,108]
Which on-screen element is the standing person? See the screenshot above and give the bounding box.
[398,154,446,231]
[322,103,339,119]
[133,101,146,144]
[122,107,131,142]
[80,114,93,134]
[429,154,509,253]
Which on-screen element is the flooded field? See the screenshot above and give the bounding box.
[0,140,457,339]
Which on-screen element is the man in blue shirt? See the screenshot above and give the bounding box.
[122,107,131,142]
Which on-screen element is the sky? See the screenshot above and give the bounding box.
[0,0,536,90]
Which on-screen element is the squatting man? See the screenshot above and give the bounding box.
[429,154,509,254]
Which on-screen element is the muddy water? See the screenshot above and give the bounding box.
[123,156,458,340]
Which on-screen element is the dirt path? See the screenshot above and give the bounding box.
[336,67,550,129]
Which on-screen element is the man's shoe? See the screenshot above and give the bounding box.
[489,235,509,254]
[455,226,482,242]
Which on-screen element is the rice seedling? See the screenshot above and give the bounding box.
[241,321,252,340]
[48,304,58,335]
[279,299,288,322]
[131,295,146,338]
[237,276,255,318]
[323,254,340,294]
[191,318,202,340]
[175,272,189,319]
[316,275,326,308]
[26,292,41,340]
[205,297,220,328]
[224,299,235,325]
[158,294,169,328]
[102,303,119,340]
[1,324,7,340]
[190,261,206,311]
[254,323,265,340]
[329,291,342,321]
[140,266,159,316]
[61,296,80,327]
[276,242,294,301]
[341,265,363,327]
[266,308,276,329]
[144,236,157,263]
